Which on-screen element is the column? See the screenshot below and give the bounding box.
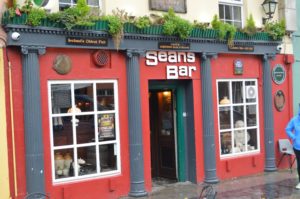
[126,50,147,197]
[21,45,46,194]
[262,54,277,171]
[200,52,219,183]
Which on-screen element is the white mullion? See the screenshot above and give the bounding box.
[93,82,100,173]
[70,83,79,177]
[49,83,56,182]
[114,81,121,171]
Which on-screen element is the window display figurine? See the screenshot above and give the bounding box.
[234,120,250,152]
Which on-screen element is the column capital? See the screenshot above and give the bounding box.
[21,45,46,55]
[126,49,146,58]
[201,52,218,60]
[263,53,276,61]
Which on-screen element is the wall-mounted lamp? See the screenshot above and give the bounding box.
[261,0,278,24]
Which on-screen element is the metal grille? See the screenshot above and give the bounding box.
[92,50,109,66]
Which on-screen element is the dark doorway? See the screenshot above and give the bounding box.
[150,90,177,180]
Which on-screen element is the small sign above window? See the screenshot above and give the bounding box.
[272,64,286,85]
[234,59,243,75]
[66,37,108,46]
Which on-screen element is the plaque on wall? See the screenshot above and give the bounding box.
[149,0,187,13]
[272,64,286,85]
[234,59,243,75]
[274,90,285,112]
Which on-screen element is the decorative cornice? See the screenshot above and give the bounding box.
[126,49,146,58]
[201,52,218,60]
[21,45,46,55]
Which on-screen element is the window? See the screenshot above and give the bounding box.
[219,0,243,28]
[49,80,120,183]
[217,79,259,157]
[59,0,101,14]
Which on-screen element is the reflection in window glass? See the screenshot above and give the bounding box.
[77,146,97,176]
[76,115,95,144]
[97,83,115,111]
[218,79,259,157]
[100,144,117,172]
[219,107,231,129]
[51,84,71,114]
[232,81,243,104]
[53,116,73,146]
[75,83,94,112]
[49,80,120,182]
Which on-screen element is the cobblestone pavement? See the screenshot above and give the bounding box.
[122,169,300,199]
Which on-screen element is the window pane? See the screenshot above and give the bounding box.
[76,115,95,144]
[232,81,243,104]
[245,81,256,103]
[234,128,246,153]
[75,83,94,112]
[218,82,230,104]
[225,5,232,20]
[221,131,232,154]
[246,105,257,126]
[87,0,98,6]
[100,144,117,172]
[51,84,71,114]
[219,106,231,129]
[98,113,116,141]
[77,146,97,176]
[53,116,73,146]
[54,149,74,179]
[97,83,115,111]
[234,22,242,28]
[233,6,241,21]
[233,106,244,125]
[219,4,224,19]
[247,128,258,151]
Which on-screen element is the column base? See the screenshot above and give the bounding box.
[265,166,277,172]
[129,190,148,197]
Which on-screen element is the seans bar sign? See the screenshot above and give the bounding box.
[146,51,196,79]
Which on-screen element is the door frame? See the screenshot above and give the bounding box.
[149,81,186,181]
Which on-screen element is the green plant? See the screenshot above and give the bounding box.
[264,20,286,40]
[134,16,151,29]
[211,15,236,45]
[102,9,129,49]
[7,0,19,18]
[193,20,209,29]
[162,8,193,39]
[21,0,33,14]
[243,14,257,36]
[27,8,46,26]
[47,0,95,30]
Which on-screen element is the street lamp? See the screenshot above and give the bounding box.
[262,0,278,24]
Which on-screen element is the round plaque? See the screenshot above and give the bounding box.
[274,90,285,112]
[272,64,286,85]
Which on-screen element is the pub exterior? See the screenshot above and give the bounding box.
[2,12,295,199]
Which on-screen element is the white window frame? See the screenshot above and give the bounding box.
[59,0,101,9]
[48,80,121,183]
[219,0,243,28]
[217,79,260,159]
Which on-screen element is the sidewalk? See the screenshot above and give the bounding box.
[122,169,300,199]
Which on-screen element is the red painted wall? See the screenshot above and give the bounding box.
[6,48,130,199]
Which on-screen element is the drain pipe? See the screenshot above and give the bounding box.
[6,48,18,198]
